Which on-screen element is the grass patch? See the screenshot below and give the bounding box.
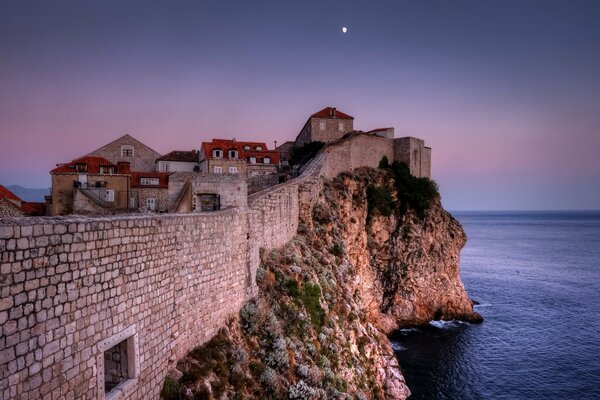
[302,282,325,329]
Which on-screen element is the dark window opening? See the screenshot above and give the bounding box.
[198,194,220,212]
[104,340,129,394]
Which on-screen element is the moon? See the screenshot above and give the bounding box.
[342,26,348,33]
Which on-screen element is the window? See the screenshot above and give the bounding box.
[159,162,169,172]
[129,197,137,209]
[146,197,156,210]
[228,149,238,158]
[251,171,259,177]
[320,121,326,130]
[228,166,238,174]
[213,166,222,173]
[140,177,159,185]
[198,194,220,212]
[249,157,256,164]
[100,166,115,174]
[121,146,134,157]
[255,145,263,151]
[76,164,87,172]
[243,145,251,151]
[213,149,223,158]
[97,326,139,400]
[263,157,271,164]
[104,190,115,202]
[338,122,344,131]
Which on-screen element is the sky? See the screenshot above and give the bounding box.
[1,0,599,210]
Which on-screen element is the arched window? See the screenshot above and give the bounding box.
[249,157,257,164]
[263,156,271,164]
[243,145,251,151]
[213,149,223,158]
[255,145,263,151]
[228,149,238,158]
[121,145,134,157]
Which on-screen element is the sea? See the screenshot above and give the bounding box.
[390,211,600,400]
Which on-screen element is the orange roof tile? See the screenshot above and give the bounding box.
[0,185,23,203]
[201,139,280,163]
[311,107,353,120]
[51,156,116,174]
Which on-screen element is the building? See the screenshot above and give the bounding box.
[295,107,354,146]
[156,150,200,172]
[129,171,170,212]
[168,172,247,213]
[0,185,45,218]
[49,156,130,216]
[368,127,395,139]
[393,137,432,179]
[86,134,161,172]
[199,139,280,178]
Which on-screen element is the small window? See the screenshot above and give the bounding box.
[243,145,251,151]
[140,177,159,185]
[121,146,134,157]
[159,162,169,172]
[146,197,156,210]
[100,166,114,175]
[76,164,87,172]
[338,122,344,131]
[255,145,263,151]
[251,171,259,177]
[213,149,223,158]
[249,157,256,164]
[228,149,238,159]
[319,122,326,131]
[263,157,271,164]
[97,326,139,400]
[213,166,222,173]
[228,166,238,174]
[198,193,220,212]
[104,190,115,202]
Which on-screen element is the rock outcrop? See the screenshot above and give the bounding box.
[163,166,480,400]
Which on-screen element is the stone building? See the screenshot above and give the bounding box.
[295,106,354,146]
[156,150,200,172]
[49,156,130,215]
[87,134,161,172]
[129,171,170,212]
[0,185,45,217]
[168,172,247,213]
[199,139,279,178]
[393,137,432,178]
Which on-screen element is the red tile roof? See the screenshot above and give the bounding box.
[0,185,45,215]
[156,150,199,163]
[201,139,280,163]
[0,185,23,203]
[311,107,353,120]
[51,156,116,174]
[130,172,170,188]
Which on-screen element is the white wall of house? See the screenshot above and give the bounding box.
[157,161,199,172]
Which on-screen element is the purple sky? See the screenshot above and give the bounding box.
[1,0,599,210]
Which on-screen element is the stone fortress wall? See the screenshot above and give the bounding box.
[0,133,426,399]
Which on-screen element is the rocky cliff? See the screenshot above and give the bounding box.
[162,166,481,400]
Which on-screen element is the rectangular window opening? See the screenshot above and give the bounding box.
[98,327,139,400]
[104,340,129,393]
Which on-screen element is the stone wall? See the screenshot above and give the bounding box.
[0,199,24,218]
[130,188,169,212]
[168,173,247,212]
[247,174,280,195]
[0,209,252,400]
[0,133,430,400]
[323,133,394,179]
[87,134,161,173]
[393,137,432,178]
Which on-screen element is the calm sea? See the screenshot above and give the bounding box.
[390,211,600,400]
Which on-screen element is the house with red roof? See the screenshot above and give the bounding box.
[156,150,200,172]
[129,171,170,211]
[49,156,131,216]
[199,139,280,178]
[295,106,354,146]
[0,185,45,218]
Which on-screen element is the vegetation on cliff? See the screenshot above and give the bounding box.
[162,166,480,400]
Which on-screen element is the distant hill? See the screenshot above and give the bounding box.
[6,185,50,202]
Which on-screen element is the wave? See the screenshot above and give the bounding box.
[429,320,468,329]
[390,341,406,351]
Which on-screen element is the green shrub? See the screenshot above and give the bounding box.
[302,283,325,328]
[330,242,344,257]
[161,376,181,400]
[389,161,438,218]
[378,156,389,169]
[366,185,393,219]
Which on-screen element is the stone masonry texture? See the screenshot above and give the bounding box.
[0,133,429,399]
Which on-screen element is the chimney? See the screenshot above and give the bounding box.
[117,161,131,174]
[330,107,337,117]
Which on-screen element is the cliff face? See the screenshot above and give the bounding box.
[163,167,480,400]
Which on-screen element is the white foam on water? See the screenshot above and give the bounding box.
[390,341,406,351]
[429,320,467,329]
